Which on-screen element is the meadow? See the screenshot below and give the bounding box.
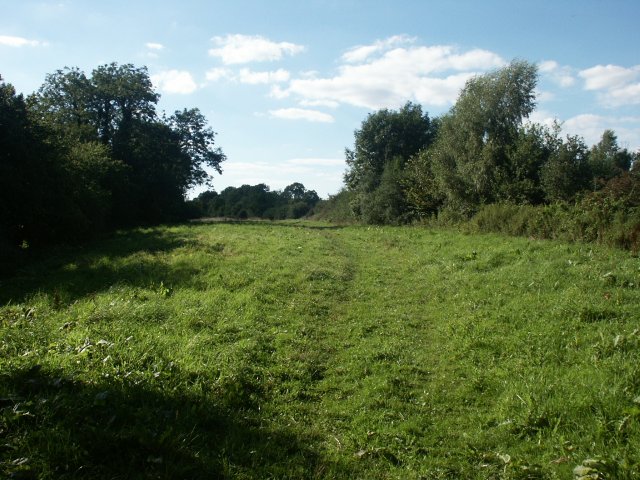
[1,221,639,479]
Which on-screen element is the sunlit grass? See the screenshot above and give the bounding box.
[1,221,639,479]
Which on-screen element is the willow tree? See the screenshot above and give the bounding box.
[429,60,539,214]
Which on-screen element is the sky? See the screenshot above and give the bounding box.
[2,0,639,198]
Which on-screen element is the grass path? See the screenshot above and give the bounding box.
[1,221,639,479]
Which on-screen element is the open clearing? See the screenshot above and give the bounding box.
[1,221,639,479]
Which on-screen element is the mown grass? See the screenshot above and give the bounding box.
[1,220,639,479]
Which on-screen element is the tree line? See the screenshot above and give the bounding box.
[319,60,639,249]
[3,59,639,270]
[189,182,320,220]
[1,64,225,268]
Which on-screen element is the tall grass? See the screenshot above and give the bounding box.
[470,201,640,252]
[1,221,639,478]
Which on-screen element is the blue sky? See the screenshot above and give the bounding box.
[2,0,639,198]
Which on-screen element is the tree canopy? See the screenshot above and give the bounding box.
[344,102,437,223]
[333,60,638,230]
[190,183,320,220]
[1,64,225,260]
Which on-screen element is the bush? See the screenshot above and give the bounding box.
[310,189,356,223]
[470,196,640,252]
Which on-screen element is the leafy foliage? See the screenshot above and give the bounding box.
[429,60,538,211]
[344,102,437,222]
[189,182,320,220]
[1,65,225,267]
[328,59,640,252]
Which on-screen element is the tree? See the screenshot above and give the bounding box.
[283,182,307,200]
[344,102,436,222]
[430,60,538,213]
[541,134,591,202]
[588,129,633,188]
[282,182,320,218]
[500,123,552,204]
[190,182,319,220]
[14,63,226,234]
[403,149,444,217]
[168,108,226,188]
[360,157,411,224]
[1,77,122,249]
[91,63,159,146]
[33,67,95,141]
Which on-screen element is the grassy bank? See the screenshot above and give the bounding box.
[1,221,639,479]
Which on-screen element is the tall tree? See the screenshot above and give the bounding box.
[344,102,436,222]
[33,67,95,141]
[430,60,538,213]
[167,108,226,188]
[541,134,591,202]
[91,63,159,147]
[588,129,633,188]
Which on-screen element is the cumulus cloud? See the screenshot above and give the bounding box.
[144,42,164,59]
[276,39,505,110]
[578,64,640,106]
[539,60,575,87]
[145,42,164,51]
[341,34,415,63]
[268,108,334,123]
[527,109,559,129]
[299,99,340,109]
[205,67,233,82]
[151,70,198,94]
[209,34,304,64]
[563,113,640,150]
[238,68,290,84]
[0,35,46,47]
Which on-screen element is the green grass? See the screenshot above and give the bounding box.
[1,220,639,479]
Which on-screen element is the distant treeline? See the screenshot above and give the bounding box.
[188,182,320,220]
[314,60,640,250]
[1,64,225,269]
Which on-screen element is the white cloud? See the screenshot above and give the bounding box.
[604,82,640,106]
[299,70,319,79]
[535,89,556,103]
[205,67,233,82]
[563,113,640,150]
[278,39,505,110]
[527,109,558,129]
[151,70,198,94]
[209,34,304,64]
[299,99,340,109]
[269,85,289,99]
[341,34,415,63]
[287,158,345,166]
[268,108,334,123]
[0,35,46,47]
[579,64,639,90]
[538,60,575,87]
[145,42,164,51]
[238,68,290,84]
[578,64,640,107]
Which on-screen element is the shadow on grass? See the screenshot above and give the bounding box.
[0,228,199,306]
[1,221,346,306]
[0,365,334,479]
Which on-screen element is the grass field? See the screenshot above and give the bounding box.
[1,220,639,479]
